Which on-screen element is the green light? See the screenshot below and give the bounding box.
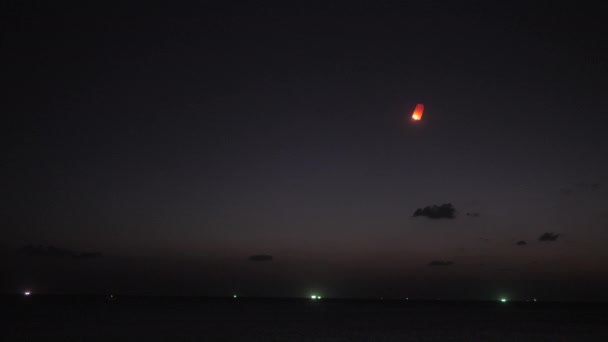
[500,298,507,303]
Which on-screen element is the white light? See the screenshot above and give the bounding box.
[311,295,317,299]
[501,298,507,303]
[233,294,237,298]
[318,296,322,300]
[24,291,31,296]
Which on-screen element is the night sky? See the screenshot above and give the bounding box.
[2,1,608,300]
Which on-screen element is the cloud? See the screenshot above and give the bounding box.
[576,182,600,190]
[413,203,455,219]
[18,244,103,259]
[466,212,480,218]
[248,254,273,261]
[516,240,527,246]
[78,252,104,259]
[538,232,560,242]
[560,182,600,195]
[428,260,454,266]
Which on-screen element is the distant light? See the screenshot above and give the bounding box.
[533,298,537,302]
[233,294,237,299]
[24,291,31,296]
[318,296,322,300]
[411,103,424,121]
[500,298,507,303]
[311,295,317,300]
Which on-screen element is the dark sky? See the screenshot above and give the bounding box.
[2,1,608,300]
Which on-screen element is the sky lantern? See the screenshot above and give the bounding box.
[411,103,424,121]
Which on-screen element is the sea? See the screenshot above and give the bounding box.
[3,295,608,341]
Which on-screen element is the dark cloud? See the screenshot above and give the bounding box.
[561,182,600,195]
[516,240,527,246]
[466,212,480,218]
[576,182,600,190]
[539,232,560,242]
[428,260,454,266]
[413,203,455,219]
[248,254,273,261]
[18,244,103,259]
[78,252,104,259]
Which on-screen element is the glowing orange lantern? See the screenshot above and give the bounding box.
[411,103,424,121]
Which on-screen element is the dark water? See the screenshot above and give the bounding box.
[3,296,608,341]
